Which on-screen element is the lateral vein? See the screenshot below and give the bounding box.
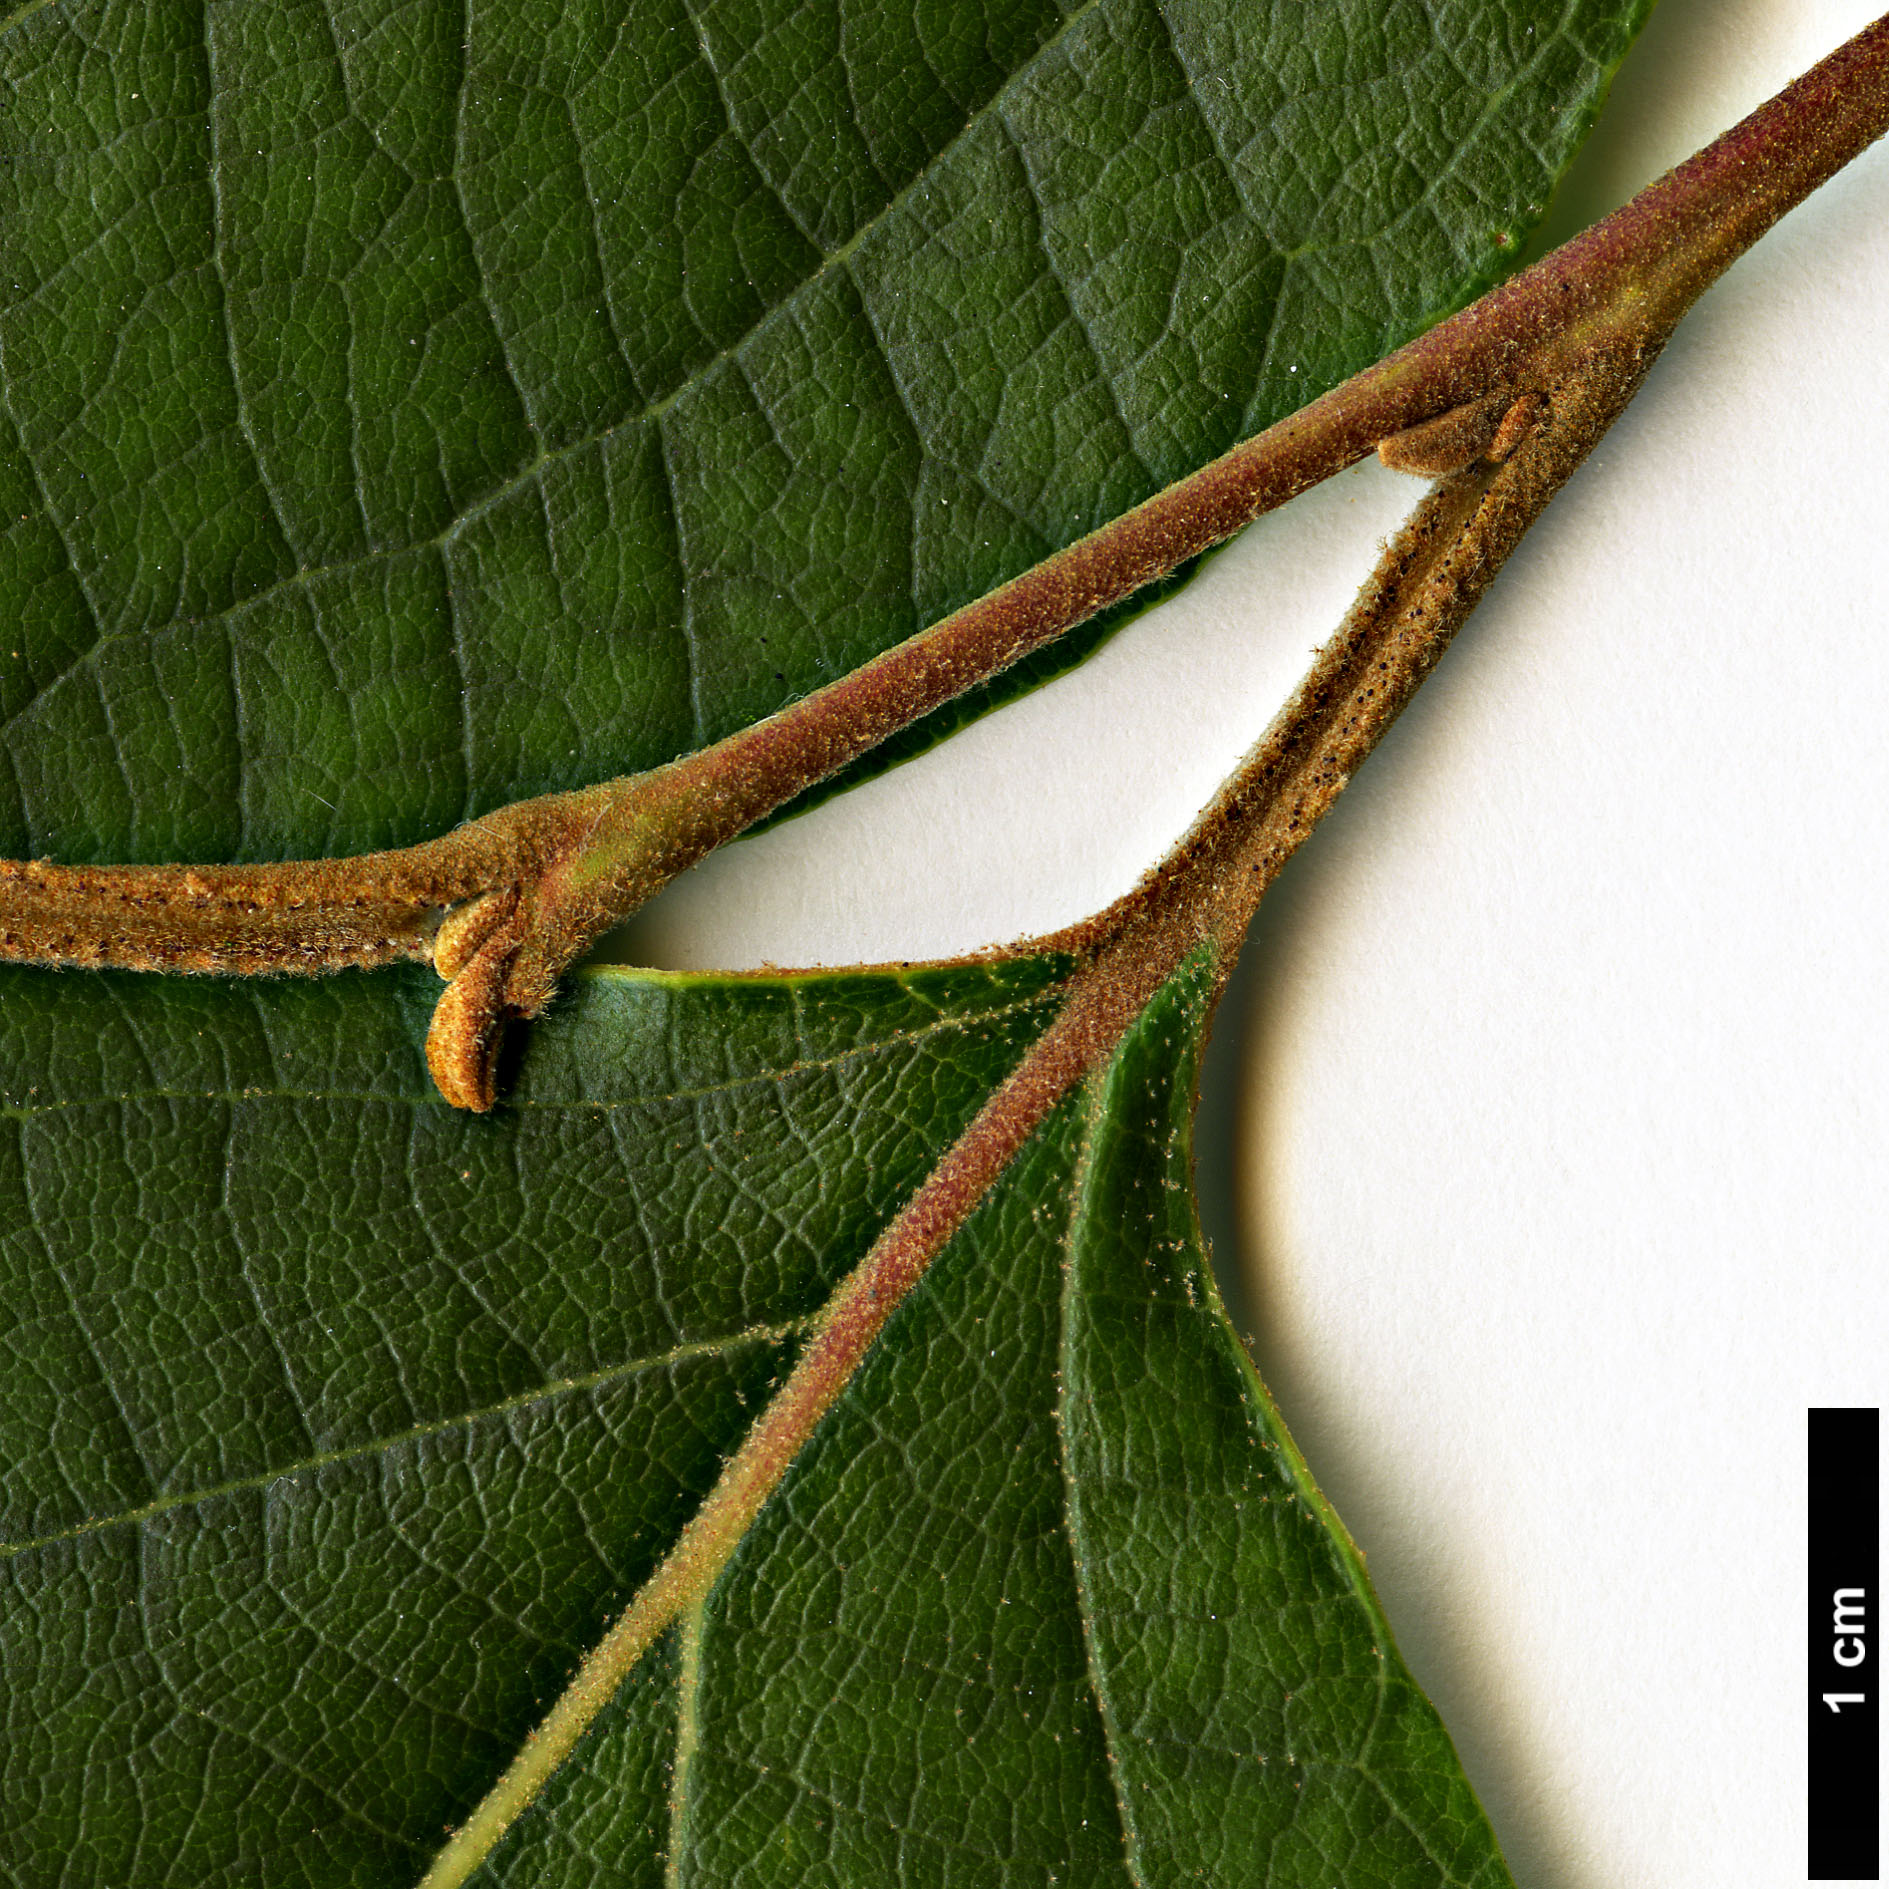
[0,1320,804,1560]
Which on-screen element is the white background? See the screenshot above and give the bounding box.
[616,3,1889,1883]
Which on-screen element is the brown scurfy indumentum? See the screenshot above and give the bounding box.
[4,10,1887,1115]
[409,338,1677,1889]
[0,365,1574,1121]
[1377,389,1548,477]
[0,782,658,1112]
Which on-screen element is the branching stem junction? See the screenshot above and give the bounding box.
[3,14,1886,1115]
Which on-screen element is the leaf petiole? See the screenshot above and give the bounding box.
[3,11,1886,1114]
[415,338,1658,1885]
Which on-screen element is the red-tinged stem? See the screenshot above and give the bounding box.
[5,12,1887,1117]
[516,8,1889,958]
[416,342,1656,1886]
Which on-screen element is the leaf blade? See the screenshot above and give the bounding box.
[2,951,1513,1885]
[0,958,1065,1881]
[448,956,1515,1887]
[0,0,1651,861]
[1061,959,1510,1887]
[0,2,1665,1877]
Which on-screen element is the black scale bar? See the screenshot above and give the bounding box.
[1810,1407,1879,1881]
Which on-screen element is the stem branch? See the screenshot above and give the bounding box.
[5,13,1886,1113]
[416,338,1652,1886]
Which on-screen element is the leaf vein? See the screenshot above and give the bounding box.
[663,1601,706,1887]
[995,115,1155,495]
[0,0,58,42]
[199,4,298,573]
[1053,1074,1151,1889]
[0,1319,803,1559]
[674,0,824,252]
[214,1096,324,1456]
[447,0,533,431]
[654,411,707,749]
[6,1113,158,1517]
[0,986,1063,1124]
[0,0,1130,730]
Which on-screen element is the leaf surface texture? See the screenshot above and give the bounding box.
[1,0,1645,855]
[0,0,1655,1880]
[4,958,1512,1885]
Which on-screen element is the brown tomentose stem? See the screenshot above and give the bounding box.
[415,340,1657,1887]
[5,11,1887,1114]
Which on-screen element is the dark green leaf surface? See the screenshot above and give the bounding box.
[0,2,1656,1880]
[0,0,1648,863]
[0,956,1065,1882]
[0,952,1516,1886]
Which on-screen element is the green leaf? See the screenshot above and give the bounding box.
[0,958,1053,1877]
[0,0,1649,864]
[0,0,1663,1879]
[0,952,1512,1885]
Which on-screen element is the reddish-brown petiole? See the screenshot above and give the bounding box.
[4,13,1887,1111]
[415,338,1662,1888]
